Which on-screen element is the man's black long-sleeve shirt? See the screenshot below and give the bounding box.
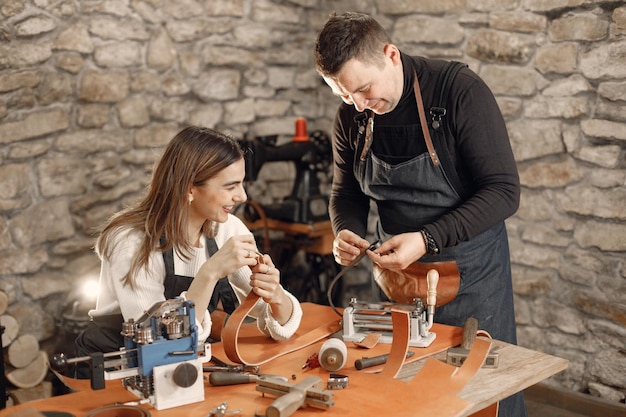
[329,53,520,250]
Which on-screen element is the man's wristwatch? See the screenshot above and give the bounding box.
[419,229,440,255]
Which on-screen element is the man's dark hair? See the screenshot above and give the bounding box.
[314,12,391,77]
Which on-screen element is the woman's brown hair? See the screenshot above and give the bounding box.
[95,126,244,288]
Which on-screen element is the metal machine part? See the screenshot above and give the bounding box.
[354,351,415,370]
[256,376,334,417]
[326,374,349,390]
[446,317,499,368]
[238,127,332,225]
[50,298,207,410]
[342,298,436,348]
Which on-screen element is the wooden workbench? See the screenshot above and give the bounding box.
[0,303,568,417]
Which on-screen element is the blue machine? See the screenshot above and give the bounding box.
[110,297,206,410]
[121,298,199,375]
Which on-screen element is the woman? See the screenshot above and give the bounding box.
[76,126,302,358]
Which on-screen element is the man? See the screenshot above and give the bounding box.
[314,12,526,417]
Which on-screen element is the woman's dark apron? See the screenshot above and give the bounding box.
[73,237,238,377]
[355,106,517,347]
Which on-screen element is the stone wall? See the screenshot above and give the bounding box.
[0,0,624,405]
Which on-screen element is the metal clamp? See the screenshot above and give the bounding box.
[326,373,349,390]
[207,402,241,417]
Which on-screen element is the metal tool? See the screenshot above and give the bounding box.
[446,317,499,368]
[203,355,259,374]
[326,240,382,316]
[342,268,438,348]
[326,373,349,390]
[51,298,206,410]
[207,402,241,417]
[342,293,437,350]
[208,371,288,386]
[355,351,415,370]
[256,376,334,417]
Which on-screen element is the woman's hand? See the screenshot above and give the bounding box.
[199,235,259,282]
[249,254,282,303]
[250,254,292,324]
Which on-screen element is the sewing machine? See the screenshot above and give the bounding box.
[51,298,207,410]
[238,121,332,225]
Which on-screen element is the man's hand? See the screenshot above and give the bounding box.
[369,232,426,270]
[332,229,371,266]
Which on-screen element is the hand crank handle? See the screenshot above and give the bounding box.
[426,269,439,329]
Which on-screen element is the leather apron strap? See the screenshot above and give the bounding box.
[358,72,439,166]
[414,70,440,166]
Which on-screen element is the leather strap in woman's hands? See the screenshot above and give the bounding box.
[221,292,340,365]
[373,260,460,307]
[221,254,340,365]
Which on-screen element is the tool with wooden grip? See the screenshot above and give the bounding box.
[446,317,499,368]
[208,371,288,386]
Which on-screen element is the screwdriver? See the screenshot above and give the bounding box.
[208,371,288,386]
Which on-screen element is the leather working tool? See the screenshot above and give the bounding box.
[208,371,288,386]
[318,338,347,372]
[342,269,438,348]
[203,355,259,374]
[354,350,415,370]
[207,402,241,417]
[446,317,499,368]
[326,240,382,316]
[256,376,334,417]
[50,298,205,410]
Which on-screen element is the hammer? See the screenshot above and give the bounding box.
[446,317,499,368]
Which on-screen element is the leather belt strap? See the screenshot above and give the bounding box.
[414,70,440,166]
[83,405,151,417]
[221,292,340,365]
[377,308,494,417]
[380,309,411,379]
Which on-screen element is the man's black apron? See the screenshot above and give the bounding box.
[352,73,526,417]
[354,88,517,347]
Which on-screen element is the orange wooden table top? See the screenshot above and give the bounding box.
[0,303,568,417]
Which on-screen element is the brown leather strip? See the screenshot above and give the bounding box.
[221,292,261,364]
[380,309,411,379]
[413,70,440,166]
[221,293,341,365]
[83,405,151,417]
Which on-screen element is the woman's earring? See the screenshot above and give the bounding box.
[188,198,193,205]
